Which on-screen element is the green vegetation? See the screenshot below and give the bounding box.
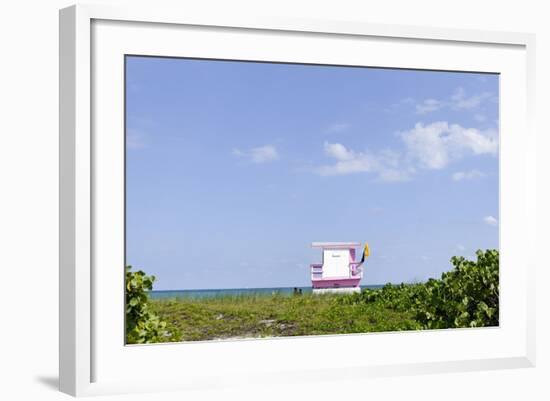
[150,292,418,341]
[417,249,499,328]
[125,266,178,344]
[127,249,499,343]
[340,249,499,329]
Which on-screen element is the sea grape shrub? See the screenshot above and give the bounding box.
[126,266,172,344]
[414,249,499,329]
[335,282,424,332]
[340,249,499,330]
[344,283,423,312]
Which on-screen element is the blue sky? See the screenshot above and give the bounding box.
[126,56,499,290]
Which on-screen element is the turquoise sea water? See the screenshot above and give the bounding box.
[149,285,384,300]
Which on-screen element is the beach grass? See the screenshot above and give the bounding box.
[134,250,498,343]
[149,292,419,342]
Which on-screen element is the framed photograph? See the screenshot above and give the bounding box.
[59,4,536,396]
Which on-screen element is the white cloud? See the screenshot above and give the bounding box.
[251,146,279,163]
[232,148,244,157]
[416,98,444,114]
[452,169,486,181]
[384,97,416,113]
[232,145,279,164]
[314,121,497,182]
[324,142,355,161]
[450,87,493,110]
[325,122,351,133]
[400,122,498,169]
[317,142,411,181]
[456,244,466,251]
[415,87,495,115]
[483,215,498,226]
[317,142,375,176]
[450,87,466,101]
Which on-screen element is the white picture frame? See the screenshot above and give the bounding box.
[59,3,536,397]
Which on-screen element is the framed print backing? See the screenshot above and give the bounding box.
[59,4,536,396]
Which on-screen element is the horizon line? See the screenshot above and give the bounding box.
[149,283,414,292]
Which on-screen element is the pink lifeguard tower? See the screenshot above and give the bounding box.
[310,242,369,294]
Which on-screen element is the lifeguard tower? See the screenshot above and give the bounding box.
[310,242,369,294]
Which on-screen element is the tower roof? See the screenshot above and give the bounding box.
[311,242,360,249]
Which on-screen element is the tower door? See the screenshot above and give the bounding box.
[322,249,349,278]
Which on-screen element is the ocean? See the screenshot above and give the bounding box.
[149,285,384,300]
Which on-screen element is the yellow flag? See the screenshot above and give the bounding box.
[363,242,370,258]
[360,242,370,263]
